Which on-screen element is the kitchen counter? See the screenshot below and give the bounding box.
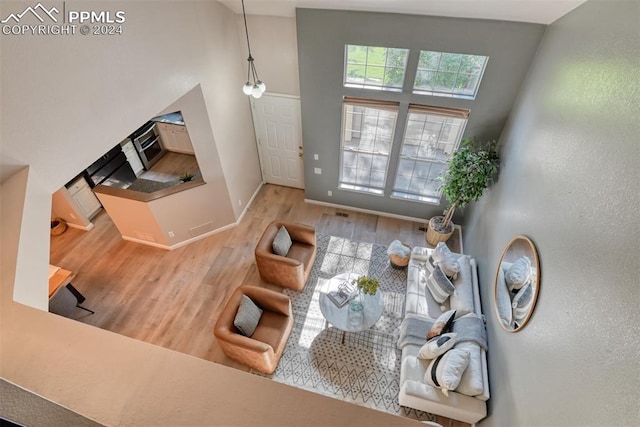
[93,176,205,202]
[151,112,184,126]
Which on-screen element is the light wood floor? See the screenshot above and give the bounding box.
[49,184,466,427]
[139,151,201,182]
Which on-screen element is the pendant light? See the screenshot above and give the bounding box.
[241,0,266,98]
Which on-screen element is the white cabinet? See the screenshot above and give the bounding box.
[156,122,194,155]
[121,140,144,176]
[67,176,101,219]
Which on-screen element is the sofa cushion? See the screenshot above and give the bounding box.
[448,255,474,318]
[272,225,292,256]
[233,295,263,337]
[425,265,456,304]
[418,333,458,360]
[433,242,461,278]
[495,267,513,328]
[425,348,471,396]
[453,341,485,397]
[427,310,456,340]
[505,256,531,291]
[406,262,442,318]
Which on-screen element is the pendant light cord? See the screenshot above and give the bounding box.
[241,0,252,58]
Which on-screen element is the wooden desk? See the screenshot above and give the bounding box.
[48,268,75,297]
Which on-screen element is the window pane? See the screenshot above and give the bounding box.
[344,44,408,91]
[340,102,398,193]
[393,108,467,203]
[366,46,387,65]
[345,64,365,84]
[413,50,488,99]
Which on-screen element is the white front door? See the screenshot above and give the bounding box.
[251,94,304,189]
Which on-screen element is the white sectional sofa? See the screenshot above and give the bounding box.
[398,247,490,425]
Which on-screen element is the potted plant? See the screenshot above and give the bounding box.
[426,137,499,245]
[179,171,195,183]
[349,275,380,311]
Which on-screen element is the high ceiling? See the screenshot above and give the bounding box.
[219,0,586,24]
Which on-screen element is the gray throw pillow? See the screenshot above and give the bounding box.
[234,295,263,337]
[512,283,534,322]
[272,226,292,256]
[426,265,456,304]
[505,256,532,291]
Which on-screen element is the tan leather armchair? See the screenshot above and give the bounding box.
[214,285,293,374]
[255,220,317,291]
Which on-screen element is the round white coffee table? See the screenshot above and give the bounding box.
[319,272,384,344]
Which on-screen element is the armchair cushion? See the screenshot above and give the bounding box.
[272,226,292,256]
[234,295,263,337]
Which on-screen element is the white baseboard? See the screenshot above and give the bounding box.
[236,182,264,224]
[66,222,94,231]
[304,198,429,224]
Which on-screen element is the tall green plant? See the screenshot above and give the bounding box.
[439,138,500,228]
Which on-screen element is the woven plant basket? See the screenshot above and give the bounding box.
[50,218,68,236]
[389,241,412,268]
[426,216,454,246]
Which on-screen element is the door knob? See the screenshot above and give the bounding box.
[298,152,304,158]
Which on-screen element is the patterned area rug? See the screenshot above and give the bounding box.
[254,234,435,422]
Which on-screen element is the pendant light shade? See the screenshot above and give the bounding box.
[240,0,265,99]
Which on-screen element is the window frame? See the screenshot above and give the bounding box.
[338,97,400,196]
[413,50,489,100]
[391,104,469,204]
[343,44,410,92]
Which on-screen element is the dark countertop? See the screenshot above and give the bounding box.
[151,112,184,126]
[93,176,205,202]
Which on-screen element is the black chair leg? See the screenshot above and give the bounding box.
[76,304,95,314]
[66,283,86,303]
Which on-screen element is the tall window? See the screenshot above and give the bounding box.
[344,45,409,91]
[339,98,399,195]
[413,50,488,99]
[392,105,468,203]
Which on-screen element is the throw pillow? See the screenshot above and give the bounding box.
[426,265,456,304]
[427,309,456,340]
[424,255,438,275]
[272,225,292,257]
[418,333,458,360]
[433,242,461,279]
[425,348,471,396]
[495,267,513,328]
[512,283,534,322]
[233,295,263,337]
[505,256,532,291]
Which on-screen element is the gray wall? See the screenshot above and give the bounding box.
[464,1,640,425]
[296,9,545,219]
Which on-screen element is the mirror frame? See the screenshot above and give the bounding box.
[493,235,540,332]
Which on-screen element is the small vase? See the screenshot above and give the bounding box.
[349,288,364,312]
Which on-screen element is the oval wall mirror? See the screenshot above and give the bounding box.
[494,235,540,332]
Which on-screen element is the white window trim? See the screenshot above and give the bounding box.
[391,104,469,204]
[338,97,400,196]
[343,45,409,92]
[413,51,489,100]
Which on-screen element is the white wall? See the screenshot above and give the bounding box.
[234,14,300,96]
[464,1,640,425]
